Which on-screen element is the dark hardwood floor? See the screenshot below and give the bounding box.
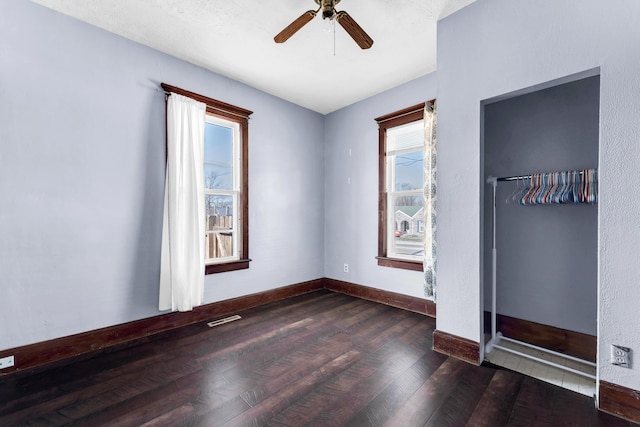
[1,290,636,426]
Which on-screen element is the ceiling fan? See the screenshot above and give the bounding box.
[274,0,374,49]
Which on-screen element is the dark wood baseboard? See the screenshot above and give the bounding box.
[1,278,434,377]
[0,279,324,376]
[323,278,436,317]
[483,312,596,362]
[599,381,640,423]
[432,329,481,365]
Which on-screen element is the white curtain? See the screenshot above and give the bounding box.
[423,101,437,300]
[159,93,206,312]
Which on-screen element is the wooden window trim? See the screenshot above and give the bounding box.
[375,101,432,271]
[375,256,424,271]
[162,83,253,275]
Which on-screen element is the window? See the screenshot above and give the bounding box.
[162,83,252,274]
[204,116,240,264]
[375,103,428,271]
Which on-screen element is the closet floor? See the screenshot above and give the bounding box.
[485,339,596,398]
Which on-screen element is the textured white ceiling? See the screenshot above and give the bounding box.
[31,0,475,114]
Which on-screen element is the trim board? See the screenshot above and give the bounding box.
[432,329,481,365]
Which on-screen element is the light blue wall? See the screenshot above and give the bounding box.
[437,0,640,390]
[0,0,324,350]
[483,75,599,335]
[323,74,436,298]
[7,0,640,395]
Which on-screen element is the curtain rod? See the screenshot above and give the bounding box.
[488,169,594,183]
[158,87,252,120]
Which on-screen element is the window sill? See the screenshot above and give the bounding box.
[205,259,251,275]
[376,256,423,271]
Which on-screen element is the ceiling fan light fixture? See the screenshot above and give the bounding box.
[322,15,335,33]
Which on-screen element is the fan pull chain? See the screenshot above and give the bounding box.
[333,18,336,56]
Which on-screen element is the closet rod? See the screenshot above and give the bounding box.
[484,176,596,380]
[493,170,589,182]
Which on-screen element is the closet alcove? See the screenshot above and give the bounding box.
[481,73,600,394]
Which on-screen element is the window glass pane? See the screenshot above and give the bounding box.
[392,195,424,257]
[204,123,233,164]
[205,195,233,232]
[206,232,234,260]
[204,123,233,190]
[204,164,232,190]
[387,121,423,152]
[393,150,423,191]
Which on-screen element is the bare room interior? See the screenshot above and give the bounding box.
[2,0,640,425]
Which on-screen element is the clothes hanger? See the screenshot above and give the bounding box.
[521,174,535,205]
[535,172,546,204]
[506,176,524,205]
[571,170,580,203]
[529,173,538,205]
[559,171,569,203]
[514,176,529,204]
[505,176,518,205]
[586,169,594,203]
[545,172,552,204]
[591,169,598,203]
[549,172,556,204]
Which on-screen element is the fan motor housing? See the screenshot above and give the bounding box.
[316,0,340,19]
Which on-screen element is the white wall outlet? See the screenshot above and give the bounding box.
[343,263,349,273]
[0,355,15,370]
[611,344,631,368]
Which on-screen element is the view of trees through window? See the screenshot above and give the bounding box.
[204,120,238,262]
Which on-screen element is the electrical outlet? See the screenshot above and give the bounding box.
[0,355,15,370]
[343,263,349,273]
[611,345,631,368]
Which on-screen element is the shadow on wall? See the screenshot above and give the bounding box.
[126,85,167,315]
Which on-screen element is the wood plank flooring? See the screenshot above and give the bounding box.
[1,290,636,426]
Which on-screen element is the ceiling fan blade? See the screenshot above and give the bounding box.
[336,11,373,49]
[274,10,317,43]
